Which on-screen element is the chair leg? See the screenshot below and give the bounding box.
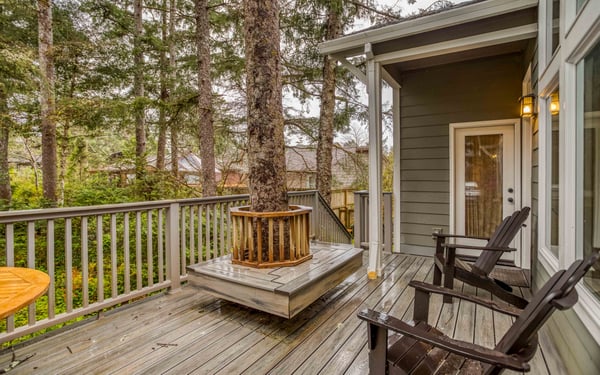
[367,322,388,375]
[443,249,456,304]
[443,272,454,303]
[433,236,444,286]
[433,265,442,286]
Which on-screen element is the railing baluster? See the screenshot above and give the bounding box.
[157,209,163,283]
[180,206,186,272]
[64,218,72,313]
[212,204,218,258]
[123,213,130,293]
[47,220,56,318]
[27,221,35,325]
[81,217,89,307]
[96,215,104,303]
[205,206,211,259]
[225,202,231,253]
[189,206,195,265]
[197,205,203,261]
[147,210,153,287]
[136,211,142,289]
[111,214,117,298]
[6,224,14,332]
[220,203,225,256]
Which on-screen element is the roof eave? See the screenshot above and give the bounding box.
[318,0,538,57]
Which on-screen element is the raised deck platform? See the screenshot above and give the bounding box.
[187,242,363,318]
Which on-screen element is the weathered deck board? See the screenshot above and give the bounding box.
[0,247,567,375]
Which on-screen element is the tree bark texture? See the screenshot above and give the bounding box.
[156,0,168,171]
[133,0,146,181]
[169,0,178,178]
[244,0,288,212]
[195,0,216,197]
[316,1,342,204]
[38,0,57,206]
[0,88,11,209]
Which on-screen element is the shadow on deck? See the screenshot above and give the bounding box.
[0,248,567,374]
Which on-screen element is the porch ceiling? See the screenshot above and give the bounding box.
[383,39,532,80]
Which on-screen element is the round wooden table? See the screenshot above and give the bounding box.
[0,267,50,319]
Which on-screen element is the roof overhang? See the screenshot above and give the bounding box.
[319,0,538,58]
[318,0,538,85]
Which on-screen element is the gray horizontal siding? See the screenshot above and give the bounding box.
[399,53,524,254]
[401,170,449,181]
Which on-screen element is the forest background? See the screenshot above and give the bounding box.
[0,0,456,211]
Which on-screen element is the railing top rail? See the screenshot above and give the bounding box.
[0,190,348,224]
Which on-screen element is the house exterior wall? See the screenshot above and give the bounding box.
[398,54,524,255]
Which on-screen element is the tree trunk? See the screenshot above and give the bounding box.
[38,0,57,206]
[133,0,146,182]
[244,0,288,212]
[169,0,178,179]
[316,1,342,204]
[195,0,216,197]
[156,0,168,171]
[0,88,10,209]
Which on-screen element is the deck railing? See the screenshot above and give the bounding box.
[353,190,393,251]
[0,191,349,344]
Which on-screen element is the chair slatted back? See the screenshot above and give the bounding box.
[493,252,600,368]
[473,207,530,275]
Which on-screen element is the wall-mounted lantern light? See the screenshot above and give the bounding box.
[550,93,560,115]
[519,94,536,118]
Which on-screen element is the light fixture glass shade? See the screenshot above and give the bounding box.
[550,93,560,115]
[520,94,535,118]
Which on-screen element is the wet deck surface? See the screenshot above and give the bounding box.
[0,250,566,374]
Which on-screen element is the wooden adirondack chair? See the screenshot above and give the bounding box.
[433,207,530,308]
[358,252,600,374]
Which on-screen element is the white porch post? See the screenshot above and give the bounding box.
[366,56,383,279]
[392,85,401,253]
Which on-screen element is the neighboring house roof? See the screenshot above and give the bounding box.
[285,145,368,189]
[286,146,367,173]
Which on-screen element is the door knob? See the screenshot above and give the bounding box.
[508,188,514,193]
[508,197,514,203]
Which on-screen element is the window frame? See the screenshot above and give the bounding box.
[546,0,600,343]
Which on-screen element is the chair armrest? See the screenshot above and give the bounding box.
[444,243,516,252]
[432,233,490,241]
[357,309,529,372]
[409,281,522,317]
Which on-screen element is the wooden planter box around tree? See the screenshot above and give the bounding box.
[230,205,312,268]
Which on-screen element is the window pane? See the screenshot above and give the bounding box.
[550,89,560,254]
[582,40,600,298]
[576,0,586,13]
[551,0,560,55]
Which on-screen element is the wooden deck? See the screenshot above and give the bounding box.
[187,242,363,318]
[0,249,567,374]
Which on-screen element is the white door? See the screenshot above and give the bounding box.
[453,122,521,263]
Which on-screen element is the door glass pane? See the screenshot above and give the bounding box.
[582,40,600,299]
[464,135,503,237]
